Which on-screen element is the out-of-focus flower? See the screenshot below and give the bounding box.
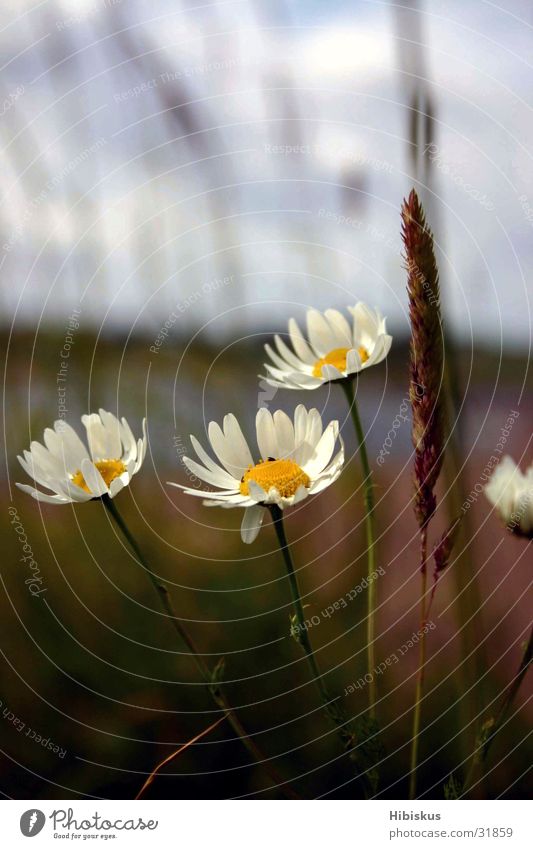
[485,456,533,538]
[261,303,392,390]
[170,405,344,543]
[17,410,147,503]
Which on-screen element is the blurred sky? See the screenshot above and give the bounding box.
[0,0,532,348]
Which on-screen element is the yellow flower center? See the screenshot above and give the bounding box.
[72,459,126,493]
[240,458,310,498]
[312,346,369,378]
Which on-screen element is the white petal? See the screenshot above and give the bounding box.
[49,422,89,470]
[308,443,345,493]
[28,441,65,479]
[182,455,239,489]
[346,348,365,373]
[248,480,267,503]
[264,342,293,373]
[98,409,123,459]
[275,371,324,389]
[82,414,111,461]
[350,302,380,348]
[288,317,315,364]
[273,410,295,459]
[208,419,252,478]
[109,477,127,498]
[324,308,352,345]
[190,435,238,488]
[133,437,145,473]
[17,452,62,490]
[273,484,310,509]
[304,421,339,477]
[203,497,250,508]
[306,309,337,356]
[273,334,309,370]
[256,408,278,460]
[80,458,109,497]
[263,362,293,382]
[241,505,266,543]
[305,408,323,449]
[319,364,345,381]
[167,483,246,502]
[120,417,138,464]
[15,483,71,504]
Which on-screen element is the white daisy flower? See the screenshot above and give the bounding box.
[169,405,344,543]
[485,456,533,538]
[16,410,147,504]
[262,302,392,390]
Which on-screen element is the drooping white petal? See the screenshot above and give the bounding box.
[241,505,266,543]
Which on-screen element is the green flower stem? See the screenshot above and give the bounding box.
[269,504,372,797]
[463,623,533,797]
[409,526,428,799]
[341,379,377,719]
[102,494,299,799]
[270,504,331,707]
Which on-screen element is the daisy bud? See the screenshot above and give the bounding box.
[401,189,446,528]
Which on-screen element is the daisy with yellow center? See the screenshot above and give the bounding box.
[262,303,391,389]
[16,409,147,503]
[168,405,344,543]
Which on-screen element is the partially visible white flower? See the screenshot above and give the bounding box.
[262,302,392,390]
[169,405,344,543]
[16,410,147,504]
[484,456,533,538]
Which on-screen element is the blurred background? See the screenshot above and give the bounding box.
[1,0,531,799]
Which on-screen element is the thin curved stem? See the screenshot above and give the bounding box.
[269,504,372,797]
[102,495,299,799]
[341,380,377,719]
[409,526,428,799]
[269,504,332,708]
